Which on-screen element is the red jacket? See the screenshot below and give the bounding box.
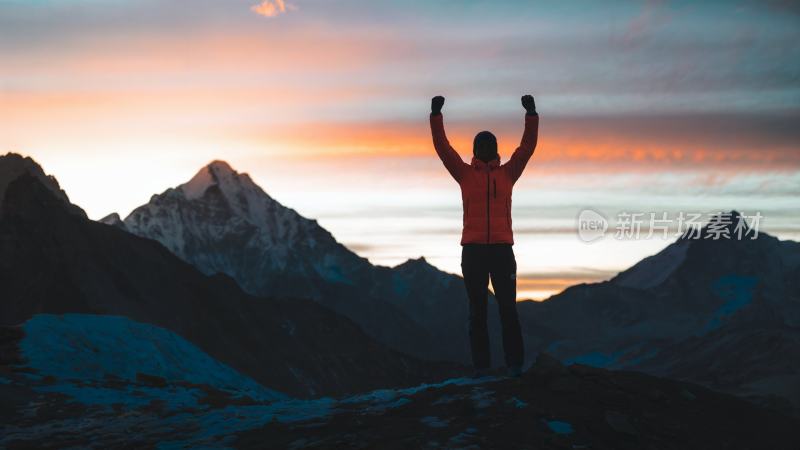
[430,113,539,245]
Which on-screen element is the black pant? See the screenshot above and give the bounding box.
[461,244,524,370]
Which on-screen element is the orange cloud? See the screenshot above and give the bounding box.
[5,82,797,172]
[232,118,800,172]
[251,0,296,18]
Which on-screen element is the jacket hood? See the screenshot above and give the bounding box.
[470,156,501,170]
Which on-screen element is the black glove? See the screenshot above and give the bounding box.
[431,96,445,116]
[521,95,537,116]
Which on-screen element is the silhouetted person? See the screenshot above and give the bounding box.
[430,95,539,377]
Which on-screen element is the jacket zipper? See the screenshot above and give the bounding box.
[486,171,491,243]
[493,179,497,199]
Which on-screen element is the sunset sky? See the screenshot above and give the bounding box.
[2,0,799,299]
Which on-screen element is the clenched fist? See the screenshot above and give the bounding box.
[431,96,445,115]
[521,95,536,115]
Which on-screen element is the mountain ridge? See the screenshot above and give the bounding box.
[0,155,462,398]
[518,215,800,413]
[120,160,489,363]
[0,152,86,218]
[10,153,798,414]
[114,158,800,414]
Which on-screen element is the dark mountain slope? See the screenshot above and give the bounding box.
[118,161,516,365]
[0,163,460,398]
[516,214,800,412]
[116,160,800,413]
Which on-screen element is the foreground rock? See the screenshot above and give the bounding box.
[3,354,796,449]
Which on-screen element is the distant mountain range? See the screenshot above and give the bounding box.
[4,152,799,416]
[104,159,800,414]
[109,160,499,364]
[517,212,800,413]
[0,153,460,398]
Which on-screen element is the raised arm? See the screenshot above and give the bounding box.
[430,96,468,182]
[504,95,539,183]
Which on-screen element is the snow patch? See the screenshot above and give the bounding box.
[469,387,495,409]
[341,376,497,408]
[20,314,286,402]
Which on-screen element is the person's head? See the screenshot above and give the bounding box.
[473,131,498,163]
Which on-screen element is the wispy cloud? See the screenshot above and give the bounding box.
[620,0,670,46]
[251,0,296,18]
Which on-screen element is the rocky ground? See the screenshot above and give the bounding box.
[3,353,798,449]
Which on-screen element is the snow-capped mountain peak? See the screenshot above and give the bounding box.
[123,159,370,297]
[120,159,461,362]
[180,160,247,200]
[178,160,278,223]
